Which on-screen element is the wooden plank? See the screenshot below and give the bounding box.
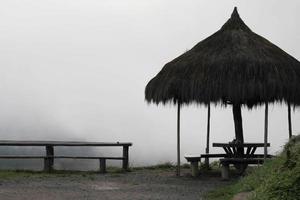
[0,156,124,160]
[52,156,124,160]
[213,143,270,148]
[0,141,132,147]
[243,154,272,158]
[185,156,201,162]
[200,154,227,158]
[0,156,47,159]
[220,158,265,165]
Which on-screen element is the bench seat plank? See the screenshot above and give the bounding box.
[184,156,201,162]
[0,155,124,160]
[53,156,124,160]
[200,154,227,158]
[220,158,265,164]
[213,143,270,148]
[0,140,132,147]
[0,156,46,159]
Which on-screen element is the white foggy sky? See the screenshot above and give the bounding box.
[0,0,299,166]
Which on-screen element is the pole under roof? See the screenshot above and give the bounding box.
[288,102,292,139]
[205,104,211,167]
[176,102,181,176]
[264,103,269,161]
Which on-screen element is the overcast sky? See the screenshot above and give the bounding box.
[0,0,299,166]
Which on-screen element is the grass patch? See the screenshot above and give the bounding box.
[0,162,179,179]
[132,162,175,171]
[131,162,191,171]
[206,135,300,200]
[0,169,103,180]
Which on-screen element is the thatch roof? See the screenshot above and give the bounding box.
[145,7,300,108]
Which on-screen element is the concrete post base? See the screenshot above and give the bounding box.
[221,164,229,180]
[190,161,199,177]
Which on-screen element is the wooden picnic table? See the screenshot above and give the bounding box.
[185,142,272,178]
[212,142,270,158]
[213,142,271,179]
[0,140,132,173]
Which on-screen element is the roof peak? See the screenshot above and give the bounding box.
[231,7,240,19]
[220,7,251,32]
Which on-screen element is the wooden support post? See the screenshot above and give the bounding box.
[122,146,129,170]
[176,102,181,176]
[288,102,292,139]
[232,104,244,156]
[44,145,54,172]
[264,103,268,161]
[99,158,106,173]
[221,164,229,180]
[205,104,211,168]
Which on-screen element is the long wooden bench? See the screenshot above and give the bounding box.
[0,140,132,173]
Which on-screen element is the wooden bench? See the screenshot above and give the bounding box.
[0,140,132,173]
[185,154,226,176]
[185,156,201,176]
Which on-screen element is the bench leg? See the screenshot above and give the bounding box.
[190,161,199,177]
[122,146,129,171]
[221,164,229,180]
[44,146,54,172]
[44,158,51,172]
[99,159,106,173]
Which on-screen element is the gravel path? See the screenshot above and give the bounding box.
[0,169,229,200]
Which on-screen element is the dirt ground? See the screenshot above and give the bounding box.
[0,168,231,200]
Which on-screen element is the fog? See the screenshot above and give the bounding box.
[0,0,299,169]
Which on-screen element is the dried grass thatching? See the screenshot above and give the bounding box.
[145,8,300,108]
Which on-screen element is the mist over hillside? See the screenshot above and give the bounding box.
[0,0,299,170]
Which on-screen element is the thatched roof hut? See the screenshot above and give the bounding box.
[146,8,300,107]
[145,7,300,176]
